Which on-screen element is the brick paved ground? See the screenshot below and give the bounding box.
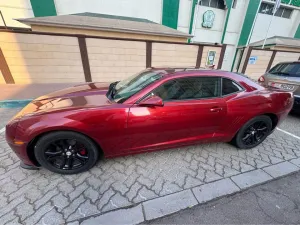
[1,109,300,224]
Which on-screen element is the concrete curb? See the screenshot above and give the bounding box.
[74,160,300,225]
[0,99,32,108]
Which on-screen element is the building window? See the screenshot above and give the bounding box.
[199,0,225,10]
[259,3,293,19]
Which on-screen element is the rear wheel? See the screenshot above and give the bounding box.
[34,131,99,174]
[233,115,272,149]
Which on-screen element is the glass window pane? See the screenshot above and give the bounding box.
[259,3,266,13]
[222,78,243,95]
[154,77,221,101]
[266,4,274,15]
[282,8,292,18]
[200,0,210,6]
[217,0,225,9]
[260,3,274,15]
[210,0,218,8]
[113,70,165,103]
[232,0,237,8]
[275,7,283,17]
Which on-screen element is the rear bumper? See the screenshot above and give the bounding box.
[292,95,300,113]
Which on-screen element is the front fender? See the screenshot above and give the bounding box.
[15,115,105,153]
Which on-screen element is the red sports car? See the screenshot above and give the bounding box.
[6,68,293,174]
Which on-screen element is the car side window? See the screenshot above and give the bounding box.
[153,77,221,101]
[222,78,243,96]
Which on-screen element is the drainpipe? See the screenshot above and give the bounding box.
[188,0,198,43]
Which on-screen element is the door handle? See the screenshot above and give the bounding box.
[210,107,222,112]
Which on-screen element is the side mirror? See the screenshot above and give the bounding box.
[138,95,164,107]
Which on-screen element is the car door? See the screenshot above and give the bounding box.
[126,76,227,153]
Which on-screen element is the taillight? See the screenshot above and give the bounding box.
[258,76,265,83]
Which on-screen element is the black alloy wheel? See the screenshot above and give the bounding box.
[34,131,99,174]
[44,139,89,170]
[233,115,272,149]
[242,121,269,146]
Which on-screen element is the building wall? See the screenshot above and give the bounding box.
[245,50,272,80]
[31,25,187,43]
[271,46,300,52]
[86,38,146,82]
[152,43,198,67]
[54,0,163,24]
[0,32,85,83]
[0,0,33,28]
[271,51,300,67]
[224,0,249,45]
[250,10,300,43]
[178,1,226,44]
[1,31,225,84]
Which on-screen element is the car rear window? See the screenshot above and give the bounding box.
[269,63,300,77]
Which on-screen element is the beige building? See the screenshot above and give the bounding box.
[16,13,192,43]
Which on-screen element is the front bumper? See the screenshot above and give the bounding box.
[5,124,37,167]
[20,161,39,170]
[6,141,36,166]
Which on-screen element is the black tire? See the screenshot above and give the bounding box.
[34,131,99,174]
[233,115,272,149]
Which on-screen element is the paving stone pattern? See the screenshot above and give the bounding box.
[1,116,300,224]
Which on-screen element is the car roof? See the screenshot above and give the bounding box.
[148,67,250,81]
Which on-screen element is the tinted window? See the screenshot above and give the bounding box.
[153,77,221,101]
[269,63,300,77]
[222,78,243,95]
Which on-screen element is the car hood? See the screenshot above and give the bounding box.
[15,82,112,118]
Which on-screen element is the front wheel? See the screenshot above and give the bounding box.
[233,115,272,149]
[34,131,99,174]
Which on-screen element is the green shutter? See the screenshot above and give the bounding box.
[295,24,300,39]
[162,0,180,29]
[238,0,260,46]
[30,0,57,17]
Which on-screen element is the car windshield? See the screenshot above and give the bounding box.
[269,63,300,78]
[109,70,166,103]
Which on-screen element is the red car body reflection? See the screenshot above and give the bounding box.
[6,69,293,167]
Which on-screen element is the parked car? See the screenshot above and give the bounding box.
[6,68,293,174]
[258,61,300,113]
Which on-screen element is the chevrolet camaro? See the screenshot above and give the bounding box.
[6,68,293,174]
